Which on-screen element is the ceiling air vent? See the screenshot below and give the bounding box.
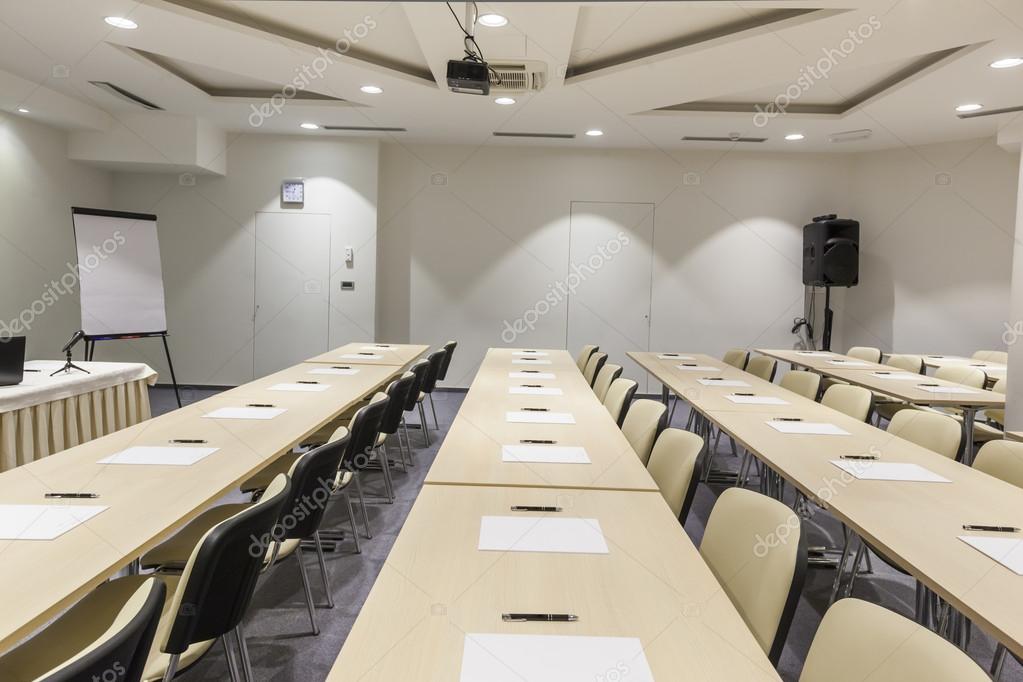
[322,125,407,132]
[828,129,873,143]
[489,61,548,93]
[681,135,767,143]
[89,81,163,110]
[493,131,575,139]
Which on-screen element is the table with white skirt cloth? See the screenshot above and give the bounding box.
[0,360,158,471]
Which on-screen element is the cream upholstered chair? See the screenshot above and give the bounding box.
[847,346,882,363]
[646,428,703,523]
[592,363,623,402]
[722,348,750,370]
[886,354,925,373]
[582,352,607,387]
[799,599,990,682]
[575,344,599,371]
[873,354,925,423]
[985,377,1006,427]
[780,370,821,401]
[603,377,637,427]
[746,356,778,383]
[934,365,986,389]
[700,488,806,665]
[821,384,873,422]
[973,350,1008,364]
[621,399,667,465]
[973,440,1023,489]
[887,410,961,459]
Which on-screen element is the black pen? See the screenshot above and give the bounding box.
[519,370,540,374]
[510,506,562,512]
[23,369,41,373]
[45,492,99,499]
[521,384,544,388]
[502,613,577,622]
[331,366,352,370]
[357,352,375,356]
[841,455,878,461]
[733,392,756,397]
[296,380,319,385]
[963,524,1020,533]
[681,363,697,367]
[918,383,941,388]
[170,439,208,444]
[775,417,803,422]
[702,377,724,381]
[522,407,549,412]
[247,403,276,408]
[520,439,556,444]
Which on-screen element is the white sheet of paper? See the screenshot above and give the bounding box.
[677,365,720,371]
[698,379,750,387]
[725,394,789,405]
[308,367,359,376]
[268,383,330,392]
[203,407,286,420]
[827,360,870,366]
[869,372,921,381]
[478,516,608,554]
[341,353,382,360]
[501,445,590,464]
[830,460,951,483]
[99,446,219,466]
[459,633,654,682]
[658,353,693,360]
[0,505,108,540]
[361,345,394,351]
[512,358,552,365]
[509,372,556,379]
[958,536,1023,575]
[508,386,563,396]
[916,385,979,395]
[506,411,575,425]
[514,351,549,356]
[767,420,850,435]
[796,351,833,357]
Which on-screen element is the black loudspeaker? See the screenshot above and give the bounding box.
[802,216,859,287]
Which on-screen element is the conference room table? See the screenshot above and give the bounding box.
[753,348,889,373]
[0,358,409,654]
[307,342,430,366]
[757,349,1005,465]
[919,354,1006,386]
[632,351,1023,661]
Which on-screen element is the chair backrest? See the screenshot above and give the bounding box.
[162,474,292,655]
[700,488,806,665]
[972,350,1008,364]
[583,352,608,387]
[603,378,637,427]
[403,359,431,411]
[723,349,750,370]
[885,354,924,373]
[437,340,457,381]
[887,410,962,459]
[575,344,599,371]
[780,370,821,401]
[592,363,623,402]
[419,349,447,395]
[799,598,991,682]
[621,399,668,466]
[746,356,777,383]
[991,377,1006,394]
[847,346,882,363]
[25,578,166,682]
[379,372,416,435]
[344,392,390,469]
[933,365,986,388]
[279,431,351,540]
[646,428,703,523]
[973,440,1023,489]
[821,384,873,422]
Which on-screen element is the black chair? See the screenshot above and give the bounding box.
[335,392,390,538]
[437,340,458,382]
[402,358,431,446]
[0,578,165,682]
[417,349,448,437]
[376,371,417,473]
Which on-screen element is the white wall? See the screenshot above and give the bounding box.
[110,134,379,386]
[0,114,112,358]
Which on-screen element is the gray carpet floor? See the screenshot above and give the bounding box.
[147,385,1019,681]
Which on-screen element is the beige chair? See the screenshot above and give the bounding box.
[582,352,607,387]
[646,428,703,523]
[887,410,962,459]
[621,399,667,465]
[821,384,873,422]
[592,363,623,402]
[799,598,991,682]
[873,354,926,424]
[780,370,821,400]
[886,354,925,373]
[603,378,637,427]
[973,350,1008,364]
[746,356,778,383]
[985,377,1006,427]
[700,488,806,665]
[934,365,986,389]
[847,346,882,363]
[973,440,1023,489]
[575,344,599,371]
[723,348,750,370]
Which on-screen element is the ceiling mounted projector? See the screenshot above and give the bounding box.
[447,59,490,95]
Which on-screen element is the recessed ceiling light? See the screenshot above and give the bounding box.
[300,122,320,130]
[494,97,516,105]
[585,129,604,137]
[104,16,138,29]
[478,13,508,28]
[785,133,805,141]
[16,107,29,114]
[955,103,983,113]
[360,85,383,95]
[990,57,1023,69]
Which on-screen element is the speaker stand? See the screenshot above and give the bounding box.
[821,286,834,351]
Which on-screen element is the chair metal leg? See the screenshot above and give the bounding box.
[829,528,854,606]
[342,491,361,553]
[992,644,1008,679]
[429,392,439,429]
[374,445,395,503]
[234,624,255,682]
[163,653,182,682]
[314,531,335,608]
[352,473,372,538]
[295,547,319,635]
[418,403,431,445]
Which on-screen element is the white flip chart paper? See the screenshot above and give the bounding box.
[203,407,286,420]
[830,460,951,483]
[506,411,576,425]
[268,383,330,392]
[767,420,850,435]
[501,445,590,464]
[958,536,1023,575]
[478,516,608,554]
[0,505,108,540]
[509,386,563,396]
[459,634,654,682]
[308,367,359,376]
[99,446,218,466]
[724,394,789,405]
[509,372,556,380]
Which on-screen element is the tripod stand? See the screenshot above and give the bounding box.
[50,347,90,376]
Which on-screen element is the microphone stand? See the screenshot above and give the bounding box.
[51,342,90,376]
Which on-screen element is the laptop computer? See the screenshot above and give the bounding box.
[0,336,26,386]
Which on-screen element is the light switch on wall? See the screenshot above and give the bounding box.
[345,246,354,264]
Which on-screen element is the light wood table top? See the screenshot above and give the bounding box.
[919,355,1007,382]
[306,342,430,366]
[0,362,398,653]
[824,367,1005,409]
[327,484,781,682]
[756,348,888,372]
[426,349,658,492]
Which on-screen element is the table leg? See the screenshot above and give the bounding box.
[661,383,669,406]
[962,407,976,466]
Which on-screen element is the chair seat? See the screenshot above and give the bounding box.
[241,452,303,492]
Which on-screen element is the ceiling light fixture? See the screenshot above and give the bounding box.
[990,57,1023,69]
[16,107,29,114]
[785,133,805,141]
[104,16,138,29]
[585,129,604,137]
[360,85,383,95]
[494,96,516,105]
[478,13,508,28]
[955,103,983,113]
[300,122,320,130]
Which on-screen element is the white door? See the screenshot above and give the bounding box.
[253,212,330,377]
[567,202,655,393]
